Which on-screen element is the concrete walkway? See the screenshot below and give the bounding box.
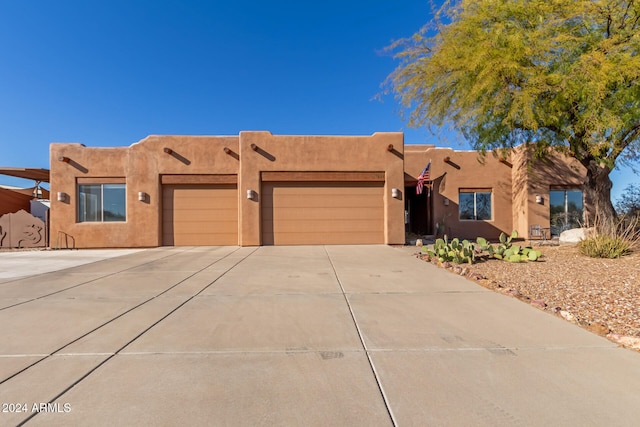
[0,245,639,426]
[0,249,143,280]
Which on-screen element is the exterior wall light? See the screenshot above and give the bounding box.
[138,192,147,202]
[57,192,67,202]
[535,195,543,204]
[444,198,450,206]
[391,188,401,199]
[247,189,256,200]
[58,156,70,163]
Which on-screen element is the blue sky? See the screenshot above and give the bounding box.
[0,0,636,201]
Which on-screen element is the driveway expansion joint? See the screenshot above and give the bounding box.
[323,246,398,427]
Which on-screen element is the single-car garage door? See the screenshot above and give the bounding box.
[163,184,238,245]
[261,181,384,245]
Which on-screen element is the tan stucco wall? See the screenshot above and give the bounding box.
[50,136,239,248]
[237,132,405,245]
[511,149,530,237]
[403,145,589,240]
[404,146,514,239]
[511,147,589,237]
[50,132,404,248]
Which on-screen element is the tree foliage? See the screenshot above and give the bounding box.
[616,184,640,216]
[386,0,640,226]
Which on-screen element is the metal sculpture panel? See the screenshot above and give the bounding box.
[0,209,46,248]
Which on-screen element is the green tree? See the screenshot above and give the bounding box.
[386,0,640,228]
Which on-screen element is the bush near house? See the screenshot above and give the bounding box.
[578,216,640,259]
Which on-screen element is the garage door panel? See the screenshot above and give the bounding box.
[263,232,382,245]
[163,209,237,222]
[169,232,238,246]
[174,193,238,203]
[170,220,238,234]
[262,181,384,245]
[262,207,383,221]
[270,219,383,233]
[163,184,238,246]
[266,185,380,196]
[166,184,235,194]
[166,233,238,245]
[269,186,381,195]
[262,196,383,209]
[170,201,237,211]
[169,192,236,208]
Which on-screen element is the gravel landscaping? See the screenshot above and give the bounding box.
[418,244,640,351]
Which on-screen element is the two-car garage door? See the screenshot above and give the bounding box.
[261,181,384,245]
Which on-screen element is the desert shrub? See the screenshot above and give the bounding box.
[578,216,639,258]
[578,234,633,258]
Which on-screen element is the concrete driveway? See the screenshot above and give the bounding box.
[1,245,639,426]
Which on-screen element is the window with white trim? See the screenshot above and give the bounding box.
[459,189,492,220]
[78,184,126,222]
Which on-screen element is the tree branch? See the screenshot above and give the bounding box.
[619,121,640,146]
[618,0,634,30]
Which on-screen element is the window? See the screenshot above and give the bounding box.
[549,189,583,235]
[459,190,492,220]
[78,184,126,222]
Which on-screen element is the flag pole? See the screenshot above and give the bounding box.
[427,158,432,197]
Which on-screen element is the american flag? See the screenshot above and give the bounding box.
[416,161,431,195]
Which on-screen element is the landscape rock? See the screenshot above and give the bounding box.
[559,227,596,245]
[586,322,610,336]
[531,299,547,309]
[607,334,640,350]
[560,310,576,323]
[415,239,423,247]
[504,288,520,297]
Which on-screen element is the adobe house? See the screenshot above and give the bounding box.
[49,131,590,248]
